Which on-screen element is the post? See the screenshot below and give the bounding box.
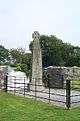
[5,75,8,92]
[35,79,37,99]
[27,76,30,91]
[14,76,16,95]
[24,77,25,96]
[66,79,71,109]
[48,80,50,103]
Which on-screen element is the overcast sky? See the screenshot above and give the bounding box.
[0,0,80,51]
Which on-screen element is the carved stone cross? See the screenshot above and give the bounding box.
[31,31,43,91]
[32,31,40,40]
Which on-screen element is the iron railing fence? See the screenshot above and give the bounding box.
[5,76,67,108]
[1,75,80,109]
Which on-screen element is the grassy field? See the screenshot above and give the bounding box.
[71,79,80,89]
[0,92,80,121]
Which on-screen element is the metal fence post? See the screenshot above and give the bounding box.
[66,79,71,109]
[48,80,50,103]
[24,77,25,96]
[5,75,8,92]
[35,79,37,100]
[14,76,16,95]
[47,74,51,103]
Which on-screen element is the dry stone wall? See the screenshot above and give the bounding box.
[0,66,7,90]
[47,66,80,88]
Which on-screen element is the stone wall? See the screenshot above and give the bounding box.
[0,66,7,90]
[46,66,80,88]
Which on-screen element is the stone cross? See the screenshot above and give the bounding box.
[31,31,43,90]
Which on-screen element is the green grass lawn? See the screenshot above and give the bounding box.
[71,79,80,90]
[0,92,80,121]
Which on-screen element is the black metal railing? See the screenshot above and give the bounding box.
[3,75,80,109]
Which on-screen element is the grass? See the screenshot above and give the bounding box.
[71,79,80,89]
[0,92,80,121]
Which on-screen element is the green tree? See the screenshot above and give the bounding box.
[10,48,32,75]
[66,47,80,67]
[29,35,80,67]
[10,48,25,64]
[0,45,9,63]
[29,35,65,67]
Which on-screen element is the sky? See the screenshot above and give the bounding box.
[0,0,80,51]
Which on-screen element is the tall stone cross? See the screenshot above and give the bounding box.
[31,31,43,89]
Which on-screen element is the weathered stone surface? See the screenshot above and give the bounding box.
[0,66,7,90]
[46,66,80,88]
[47,67,64,88]
[31,31,43,90]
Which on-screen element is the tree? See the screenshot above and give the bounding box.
[10,48,32,76]
[29,35,80,67]
[0,45,9,63]
[66,47,80,67]
[10,48,25,64]
[29,35,65,67]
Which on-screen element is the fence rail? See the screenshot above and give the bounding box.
[1,75,80,109]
